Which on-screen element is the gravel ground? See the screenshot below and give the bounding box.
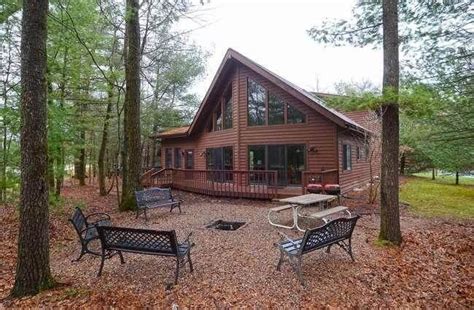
[1,185,473,308]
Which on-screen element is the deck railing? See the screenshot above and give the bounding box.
[146,168,278,199]
[301,169,339,194]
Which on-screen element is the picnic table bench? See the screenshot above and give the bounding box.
[96,226,194,285]
[305,206,351,223]
[275,215,360,285]
[270,194,338,231]
[135,187,181,220]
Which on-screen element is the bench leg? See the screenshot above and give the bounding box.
[276,250,285,271]
[326,244,332,254]
[72,248,86,262]
[289,256,304,286]
[187,251,194,272]
[97,250,106,277]
[335,239,355,262]
[118,251,125,264]
[174,258,180,285]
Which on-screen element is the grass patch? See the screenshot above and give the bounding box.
[400,176,474,219]
[412,171,474,186]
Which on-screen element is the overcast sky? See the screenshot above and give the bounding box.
[182,0,383,99]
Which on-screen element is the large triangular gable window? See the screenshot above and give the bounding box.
[247,78,306,126]
[287,104,306,124]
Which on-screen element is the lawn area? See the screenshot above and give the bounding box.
[400,176,474,219]
[413,171,474,186]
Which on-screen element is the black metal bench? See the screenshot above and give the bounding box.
[135,187,181,220]
[275,216,360,285]
[96,226,194,285]
[69,207,111,262]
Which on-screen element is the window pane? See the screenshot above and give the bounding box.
[185,150,194,169]
[287,104,306,124]
[174,148,182,168]
[287,145,305,184]
[165,148,173,168]
[249,146,266,170]
[268,94,284,125]
[223,147,233,170]
[223,94,233,129]
[343,144,352,170]
[247,79,266,126]
[214,107,222,131]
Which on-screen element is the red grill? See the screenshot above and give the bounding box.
[306,183,323,194]
[324,184,341,195]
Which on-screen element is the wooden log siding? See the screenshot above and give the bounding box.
[157,52,380,198]
[237,65,338,172]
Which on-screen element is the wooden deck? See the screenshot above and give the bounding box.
[142,168,338,200]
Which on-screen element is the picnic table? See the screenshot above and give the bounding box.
[268,194,338,231]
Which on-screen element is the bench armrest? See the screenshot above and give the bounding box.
[86,212,111,225]
[278,231,298,246]
[181,232,194,247]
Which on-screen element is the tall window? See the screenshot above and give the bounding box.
[165,148,173,168]
[249,146,266,170]
[247,79,266,126]
[268,94,285,125]
[343,144,352,171]
[206,147,233,182]
[185,149,194,169]
[214,106,222,131]
[287,104,306,124]
[174,148,182,168]
[223,90,233,129]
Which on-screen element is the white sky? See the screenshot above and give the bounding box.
[182,0,383,99]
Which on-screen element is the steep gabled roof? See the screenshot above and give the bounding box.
[159,48,369,138]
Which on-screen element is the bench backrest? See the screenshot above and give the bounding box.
[70,207,87,235]
[301,216,360,254]
[97,226,178,256]
[135,188,173,208]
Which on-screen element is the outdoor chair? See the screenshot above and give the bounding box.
[275,216,360,285]
[135,187,181,221]
[69,207,111,262]
[96,226,194,285]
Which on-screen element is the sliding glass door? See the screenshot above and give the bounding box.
[249,144,306,186]
[206,146,233,182]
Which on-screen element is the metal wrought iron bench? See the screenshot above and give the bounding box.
[69,207,111,262]
[275,216,360,285]
[96,226,194,285]
[135,187,181,220]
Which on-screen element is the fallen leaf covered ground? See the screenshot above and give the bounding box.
[0,184,473,308]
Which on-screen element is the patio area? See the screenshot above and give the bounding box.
[1,184,472,308]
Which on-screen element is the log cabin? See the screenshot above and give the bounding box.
[144,49,380,199]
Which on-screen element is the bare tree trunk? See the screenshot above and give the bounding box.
[78,129,86,186]
[120,0,141,211]
[11,0,54,297]
[432,168,435,180]
[455,171,459,185]
[98,86,113,196]
[399,152,405,175]
[379,0,402,245]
